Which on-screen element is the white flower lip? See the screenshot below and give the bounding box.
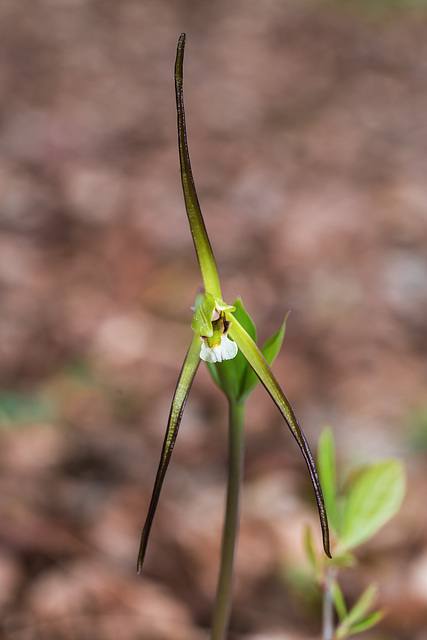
[200,334,238,363]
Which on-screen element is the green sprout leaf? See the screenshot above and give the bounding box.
[137,334,201,573]
[317,427,339,533]
[331,580,347,622]
[338,459,405,551]
[335,584,383,639]
[347,610,385,635]
[303,525,318,574]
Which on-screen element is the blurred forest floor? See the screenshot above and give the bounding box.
[0,0,427,639]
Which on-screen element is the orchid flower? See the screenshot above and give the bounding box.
[137,32,330,587]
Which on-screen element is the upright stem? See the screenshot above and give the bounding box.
[322,565,336,640]
[210,400,245,640]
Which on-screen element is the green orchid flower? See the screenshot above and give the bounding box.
[137,33,330,577]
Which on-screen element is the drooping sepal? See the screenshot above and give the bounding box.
[228,317,331,558]
[137,334,201,573]
[239,306,289,399]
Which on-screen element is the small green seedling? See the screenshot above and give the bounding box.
[305,427,405,640]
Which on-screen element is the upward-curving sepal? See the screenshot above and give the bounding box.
[137,334,201,573]
[175,34,222,300]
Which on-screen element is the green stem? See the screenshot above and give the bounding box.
[211,400,246,640]
[322,565,336,640]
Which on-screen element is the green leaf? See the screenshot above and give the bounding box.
[261,310,289,364]
[284,565,321,608]
[230,298,258,390]
[207,357,240,401]
[231,298,257,398]
[348,610,384,634]
[329,550,356,568]
[228,317,331,558]
[317,427,339,533]
[137,334,201,573]
[240,311,289,398]
[345,584,378,627]
[338,459,405,550]
[0,391,57,427]
[175,33,222,299]
[206,360,221,388]
[232,298,257,343]
[334,583,383,639]
[331,580,347,621]
[303,525,317,573]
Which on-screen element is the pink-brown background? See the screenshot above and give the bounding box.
[0,1,426,638]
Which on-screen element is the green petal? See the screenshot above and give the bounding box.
[137,334,201,573]
[228,318,331,558]
[191,294,216,337]
[191,292,236,338]
[175,34,222,299]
